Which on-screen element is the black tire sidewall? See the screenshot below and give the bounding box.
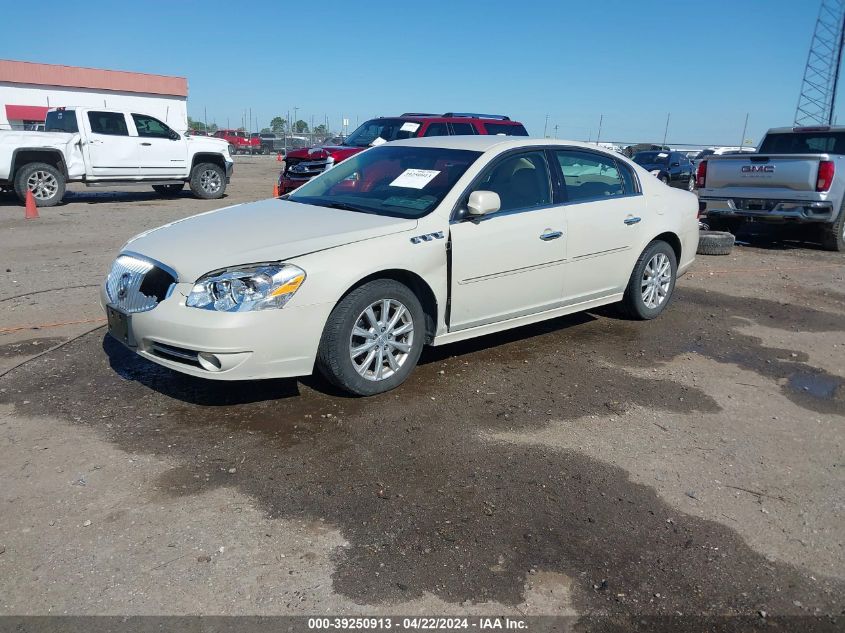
[189,163,226,199]
[317,280,425,396]
[623,241,678,320]
[14,162,65,207]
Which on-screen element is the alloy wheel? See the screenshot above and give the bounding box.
[27,170,58,200]
[200,169,222,194]
[349,298,414,381]
[641,252,672,309]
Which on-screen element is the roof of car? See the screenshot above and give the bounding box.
[390,136,618,154]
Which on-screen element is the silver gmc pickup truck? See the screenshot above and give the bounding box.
[698,126,845,251]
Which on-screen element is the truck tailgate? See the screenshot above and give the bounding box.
[704,154,826,192]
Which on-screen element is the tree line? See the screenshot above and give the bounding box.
[188,116,330,136]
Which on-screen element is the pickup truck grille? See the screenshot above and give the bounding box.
[285,158,332,180]
[105,255,176,313]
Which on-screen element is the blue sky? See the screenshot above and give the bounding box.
[0,0,830,145]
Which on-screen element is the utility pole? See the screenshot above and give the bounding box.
[553,124,559,139]
[596,114,604,145]
[204,106,207,132]
[662,113,671,148]
[293,107,299,132]
[739,112,749,149]
[543,114,549,138]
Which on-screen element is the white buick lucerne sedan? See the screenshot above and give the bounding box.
[102,137,699,396]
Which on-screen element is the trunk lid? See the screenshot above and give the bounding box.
[704,154,827,192]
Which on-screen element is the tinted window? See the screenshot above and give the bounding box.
[44,110,79,133]
[423,122,450,137]
[633,151,669,165]
[483,123,529,136]
[450,122,476,135]
[759,132,845,154]
[344,118,421,147]
[557,150,624,201]
[289,146,480,219]
[88,111,128,136]
[474,151,551,212]
[618,161,639,194]
[132,114,173,138]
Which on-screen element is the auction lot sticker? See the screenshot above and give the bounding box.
[390,169,440,189]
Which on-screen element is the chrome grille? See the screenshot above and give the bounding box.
[105,255,174,313]
[285,159,332,180]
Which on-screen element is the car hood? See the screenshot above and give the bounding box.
[287,145,364,160]
[124,199,417,281]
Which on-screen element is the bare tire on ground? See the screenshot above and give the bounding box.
[189,163,226,199]
[14,162,66,207]
[620,240,678,320]
[152,183,185,196]
[316,279,425,396]
[697,230,735,256]
[820,202,845,252]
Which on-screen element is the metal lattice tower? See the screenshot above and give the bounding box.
[795,0,845,126]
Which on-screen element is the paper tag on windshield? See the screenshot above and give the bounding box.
[657,152,668,158]
[400,122,420,133]
[370,137,387,146]
[389,169,441,189]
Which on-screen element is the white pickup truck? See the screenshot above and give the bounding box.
[0,107,233,207]
[698,125,845,251]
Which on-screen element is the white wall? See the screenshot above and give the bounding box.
[0,82,188,131]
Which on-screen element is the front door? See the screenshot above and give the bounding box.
[449,150,567,330]
[553,148,645,303]
[82,111,139,177]
[131,114,187,177]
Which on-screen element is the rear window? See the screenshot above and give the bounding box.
[483,123,529,136]
[44,110,79,133]
[759,132,845,155]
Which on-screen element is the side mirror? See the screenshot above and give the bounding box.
[170,130,180,141]
[467,190,501,216]
[670,161,680,167]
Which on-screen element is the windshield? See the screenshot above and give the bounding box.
[633,151,669,165]
[289,145,481,219]
[484,122,529,136]
[44,110,79,133]
[343,118,422,148]
[758,132,845,155]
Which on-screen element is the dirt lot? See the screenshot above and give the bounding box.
[0,158,843,630]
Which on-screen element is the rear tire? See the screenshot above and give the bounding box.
[820,202,845,251]
[152,183,185,196]
[189,163,226,199]
[316,279,425,396]
[14,162,65,207]
[620,240,677,320]
[228,144,238,156]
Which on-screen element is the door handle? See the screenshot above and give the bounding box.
[624,217,641,225]
[539,230,563,241]
[140,142,152,146]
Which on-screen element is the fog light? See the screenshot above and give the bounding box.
[198,352,223,372]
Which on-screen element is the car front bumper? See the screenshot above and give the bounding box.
[700,197,836,223]
[101,282,334,380]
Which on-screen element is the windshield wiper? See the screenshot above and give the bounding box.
[320,201,372,214]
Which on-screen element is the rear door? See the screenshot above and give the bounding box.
[81,111,139,177]
[449,149,567,330]
[555,148,645,303]
[131,113,187,177]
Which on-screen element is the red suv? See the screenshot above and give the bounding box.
[278,112,528,194]
[213,129,261,155]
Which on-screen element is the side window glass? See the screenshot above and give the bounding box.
[556,150,625,202]
[618,160,639,195]
[88,111,129,136]
[423,123,449,137]
[475,151,551,213]
[132,114,172,138]
[449,122,475,135]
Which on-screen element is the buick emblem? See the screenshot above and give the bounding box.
[116,272,131,300]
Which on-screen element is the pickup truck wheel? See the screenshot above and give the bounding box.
[687,176,695,191]
[152,183,185,196]
[820,206,845,251]
[619,240,677,320]
[262,146,269,155]
[316,279,425,396]
[660,175,670,185]
[228,144,237,156]
[14,162,65,207]
[189,163,226,199]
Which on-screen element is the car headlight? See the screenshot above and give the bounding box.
[186,264,305,312]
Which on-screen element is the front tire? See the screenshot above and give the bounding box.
[620,240,678,320]
[14,162,66,207]
[316,279,425,396]
[189,163,226,199]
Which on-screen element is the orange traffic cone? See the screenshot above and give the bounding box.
[276,152,282,162]
[24,188,39,220]
[273,183,280,198]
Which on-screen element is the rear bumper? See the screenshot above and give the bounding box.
[700,197,837,223]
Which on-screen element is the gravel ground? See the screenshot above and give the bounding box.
[0,159,843,631]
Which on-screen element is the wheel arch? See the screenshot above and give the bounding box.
[334,269,439,343]
[650,231,682,263]
[11,148,68,179]
[190,152,226,171]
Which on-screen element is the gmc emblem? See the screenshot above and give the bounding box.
[741,165,775,173]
